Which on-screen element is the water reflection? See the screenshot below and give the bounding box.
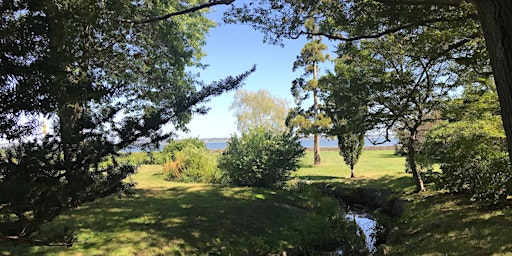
[345,211,378,254]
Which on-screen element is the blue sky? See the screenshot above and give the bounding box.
[176,7,335,139]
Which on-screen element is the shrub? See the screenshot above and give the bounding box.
[161,138,221,183]
[218,128,305,189]
[423,119,512,205]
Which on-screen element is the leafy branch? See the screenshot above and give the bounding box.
[123,0,235,24]
[289,13,478,42]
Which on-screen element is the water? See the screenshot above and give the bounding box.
[333,211,379,255]
[346,211,378,254]
[205,137,396,151]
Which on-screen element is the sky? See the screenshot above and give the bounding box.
[176,6,335,139]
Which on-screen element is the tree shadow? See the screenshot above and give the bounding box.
[392,191,512,255]
[298,173,415,193]
[300,175,341,181]
[0,185,320,255]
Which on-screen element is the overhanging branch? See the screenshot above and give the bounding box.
[375,0,462,6]
[123,0,235,24]
[290,12,477,42]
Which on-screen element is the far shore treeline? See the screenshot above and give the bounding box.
[125,137,398,152]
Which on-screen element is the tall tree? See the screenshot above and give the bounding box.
[222,0,512,165]
[0,0,252,240]
[320,43,375,178]
[229,89,289,134]
[365,31,459,192]
[288,35,330,165]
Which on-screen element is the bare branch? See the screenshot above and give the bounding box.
[123,0,235,24]
[375,0,462,6]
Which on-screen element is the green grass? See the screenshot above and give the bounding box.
[301,150,512,256]
[390,191,512,256]
[1,165,347,255]
[2,149,512,255]
[296,149,413,192]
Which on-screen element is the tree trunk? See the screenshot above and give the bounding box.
[350,166,355,178]
[473,0,512,163]
[314,132,321,165]
[407,138,425,192]
[313,61,321,165]
[59,102,84,202]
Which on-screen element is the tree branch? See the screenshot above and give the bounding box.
[123,0,235,24]
[290,12,477,42]
[375,0,461,6]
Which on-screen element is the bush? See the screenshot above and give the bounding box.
[423,119,512,205]
[218,128,305,189]
[161,138,221,183]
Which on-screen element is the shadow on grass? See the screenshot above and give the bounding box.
[393,192,512,255]
[340,175,414,192]
[1,185,323,255]
[300,175,340,181]
[299,173,415,192]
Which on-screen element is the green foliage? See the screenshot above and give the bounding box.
[290,183,367,254]
[338,133,365,175]
[161,138,221,183]
[229,89,289,134]
[218,128,305,189]
[320,42,373,177]
[163,138,207,156]
[0,0,253,239]
[0,139,135,238]
[287,37,331,137]
[423,118,511,205]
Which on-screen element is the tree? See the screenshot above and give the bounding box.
[320,43,374,178]
[222,0,512,165]
[372,31,461,191]
[421,79,512,205]
[326,29,459,192]
[288,35,330,165]
[229,89,289,134]
[0,0,253,241]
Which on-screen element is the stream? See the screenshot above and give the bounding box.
[331,210,380,255]
[346,211,378,254]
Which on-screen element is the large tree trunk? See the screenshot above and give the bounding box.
[350,166,355,178]
[407,137,425,192]
[473,1,512,163]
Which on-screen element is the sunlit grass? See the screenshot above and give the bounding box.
[2,162,343,255]
[296,149,413,192]
[2,149,512,255]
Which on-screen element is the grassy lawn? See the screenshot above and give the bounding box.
[296,149,412,192]
[299,150,512,256]
[2,149,512,255]
[1,165,349,255]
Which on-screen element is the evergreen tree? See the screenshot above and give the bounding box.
[0,0,252,240]
[288,22,330,165]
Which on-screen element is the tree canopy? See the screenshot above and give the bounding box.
[230,89,289,134]
[0,0,252,240]
[223,0,512,165]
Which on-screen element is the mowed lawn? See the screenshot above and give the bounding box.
[4,150,405,256]
[2,149,512,255]
[3,167,318,255]
[296,148,412,192]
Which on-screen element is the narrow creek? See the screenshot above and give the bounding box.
[329,210,380,255]
[314,185,404,256]
[345,211,378,254]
